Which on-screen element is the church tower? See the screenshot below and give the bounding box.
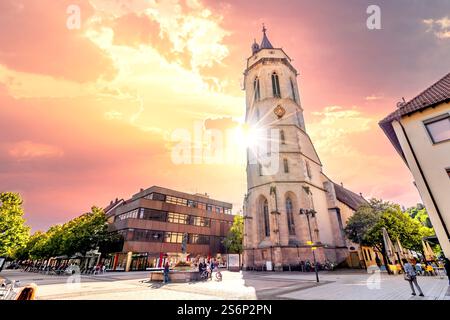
[242,27,348,270]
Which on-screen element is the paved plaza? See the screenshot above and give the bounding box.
[1,269,449,300]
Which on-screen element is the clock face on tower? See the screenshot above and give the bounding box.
[273,105,286,118]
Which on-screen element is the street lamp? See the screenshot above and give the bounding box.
[299,208,319,283]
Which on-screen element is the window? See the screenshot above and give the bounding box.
[424,114,450,143]
[189,234,210,245]
[258,163,263,176]
[164,232,183,243]
[283,158,289,173]
[147,192,166,201]
[130,229,163,242]
[141,208,167,222]
[263,199,270,237]
[290,78,297,103]
[271,72,281,98]
[190,216,211,227]
[187,200,197,208]
[253,77,260,101]
[224,208,232,214]
[215,206,222,214]
[115,209,139,221]
[305,160,312,179]
[286,197,295,235]
[166,196,188,206]
[167,212,189,224]
[280,130,285,144]
[206,204,213,211]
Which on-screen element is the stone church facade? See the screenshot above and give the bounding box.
[243,27,359,270]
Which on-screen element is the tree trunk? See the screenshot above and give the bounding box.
[380,242,392,275]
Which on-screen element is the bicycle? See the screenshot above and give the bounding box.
[200,270,209,280]
[214,268,222,281]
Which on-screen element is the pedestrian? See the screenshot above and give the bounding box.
[414,260,423,276]
[403,258,424,297]
[444,258,450,285]
[375,255,381,267]
[163,261,170,284]
[209,259,215,279]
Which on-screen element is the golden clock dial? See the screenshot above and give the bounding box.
[273,105,286,118]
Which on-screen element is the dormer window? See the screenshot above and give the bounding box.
[271,72,281,98]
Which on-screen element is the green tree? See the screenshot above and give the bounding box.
[345,198,433,273]
[16,206,121,260]
[406,204,433,229]
[223,215,244,254]
[0,192,30,258]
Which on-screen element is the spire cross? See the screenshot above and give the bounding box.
[262,23,267,34]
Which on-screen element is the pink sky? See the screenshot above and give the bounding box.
[1,0,449,231]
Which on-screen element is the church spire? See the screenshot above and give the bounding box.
[260,24,274,49]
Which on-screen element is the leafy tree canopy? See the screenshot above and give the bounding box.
[0,192,30,258]
[345,199,434,253]
[223,215,244,254]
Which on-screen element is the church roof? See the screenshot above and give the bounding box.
[333,183,368,211]
[260,25,274,49]
[379,72,450,161]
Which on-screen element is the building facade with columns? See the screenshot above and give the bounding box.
[243,28,362,270]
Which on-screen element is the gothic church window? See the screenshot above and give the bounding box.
[280,130,285,144]
[283,158,289,173]
[263,199,270,237]
[305,160,312,179]
[290,78,297,103]
[254,77,261,102]
[286,197,295,235]
[271,72,281,98]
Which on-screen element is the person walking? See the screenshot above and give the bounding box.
[403,259,424,297]
[209,260,215,279]
[444,258,450,285]
[163,261,170,284]
[414,260,423,276]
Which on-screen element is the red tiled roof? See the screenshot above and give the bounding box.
[379,72,450,161]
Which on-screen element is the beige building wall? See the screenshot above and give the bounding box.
[392,101,450,258]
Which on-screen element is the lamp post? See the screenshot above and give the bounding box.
[299,208,319,283]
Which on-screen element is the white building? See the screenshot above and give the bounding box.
[242,27,361,270]
[379,72,450,258]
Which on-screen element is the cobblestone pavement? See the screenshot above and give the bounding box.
[1,269,449,300]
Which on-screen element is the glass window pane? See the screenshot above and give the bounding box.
[426,117,450,143]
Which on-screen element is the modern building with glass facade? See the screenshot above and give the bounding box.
[104,186,234,271]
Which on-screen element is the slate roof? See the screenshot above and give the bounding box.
[333,183,368,211]
[379,72,450,161]
[260,26,274,49]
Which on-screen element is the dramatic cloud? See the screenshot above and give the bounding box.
[2,0,449,230]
